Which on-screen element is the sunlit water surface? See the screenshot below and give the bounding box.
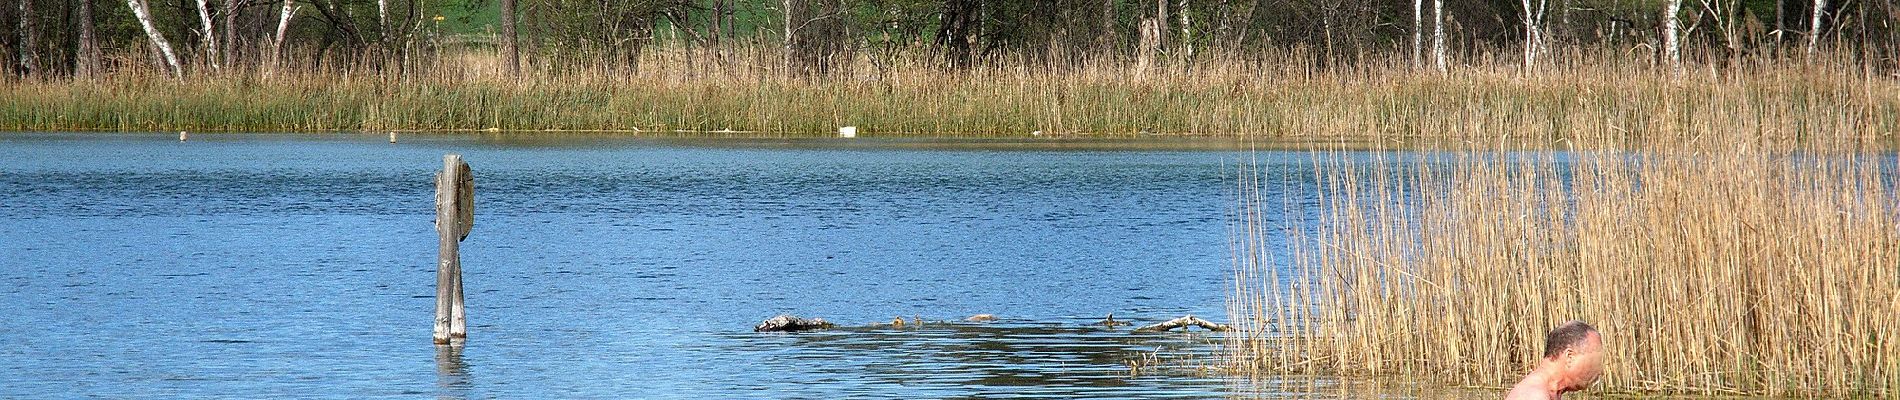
[0,133,1488,398]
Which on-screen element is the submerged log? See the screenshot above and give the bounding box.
[1131,315,1231,333]
[755,315,835,332]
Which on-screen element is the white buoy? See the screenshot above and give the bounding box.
[838,126,857,138]
[178,131,188,142]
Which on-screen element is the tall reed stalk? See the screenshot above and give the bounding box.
[1230,126,1900,394]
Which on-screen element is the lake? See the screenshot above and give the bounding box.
[0,132,1448,398]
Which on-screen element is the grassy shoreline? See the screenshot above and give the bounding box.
[5,50,1896,139]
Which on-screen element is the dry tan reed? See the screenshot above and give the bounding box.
[3,46,1896,138]
[1229,113,1900,395]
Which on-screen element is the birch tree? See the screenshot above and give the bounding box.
[1521,0,1547,70]
[1413,0,1422,67]
[127,0,183,79]
[1807,0,1827,58]
[221,0,242,69]
[193,0,219,70]
[1432,0,1445,72]
[1663,0,1681,70]
[270,0,297,77]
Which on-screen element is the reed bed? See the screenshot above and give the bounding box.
[1228,114,1900,394]
[3,47,1896,137]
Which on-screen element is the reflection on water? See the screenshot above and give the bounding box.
[721,321,1229,398]
[435,345,470,399]
[1227,375,1503,399]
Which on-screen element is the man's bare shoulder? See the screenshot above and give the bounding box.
[1504,379,1556,400]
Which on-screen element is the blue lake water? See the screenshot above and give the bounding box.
[0,132,1370,398]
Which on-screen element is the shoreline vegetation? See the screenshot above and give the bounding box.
[1230,127,1900,394]
[3,48,1898,137]
[4,0,1898,138]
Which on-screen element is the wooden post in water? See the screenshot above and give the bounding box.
[433,154,474,345]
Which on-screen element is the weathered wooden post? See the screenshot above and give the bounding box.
[433,154,474,345]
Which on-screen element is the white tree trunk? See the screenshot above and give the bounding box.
[126,0,182,79]
[193,0,218,70]
[1137,17,1160,77]
[270,0,296,77]
[1521,0,1545,70]
[1412,0,1423,67]
[1432,0,1445,72]
[1807,0,1827,58]
[781,0,793,73]
[1663,0,1681,70]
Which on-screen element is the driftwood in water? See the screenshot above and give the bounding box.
[1131,315,1231,333]
[755,315,835,332]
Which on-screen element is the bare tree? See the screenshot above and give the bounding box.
[1807,0,1827,58]
[1432,0,1445,72]
[1522,0,1547,70]
[127,0,183,78]
[270,0,297,77]
[193,0,220,70]
[1699,0,1742,65]
[1412,0,1422,67]
[1663,0,1681,70]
